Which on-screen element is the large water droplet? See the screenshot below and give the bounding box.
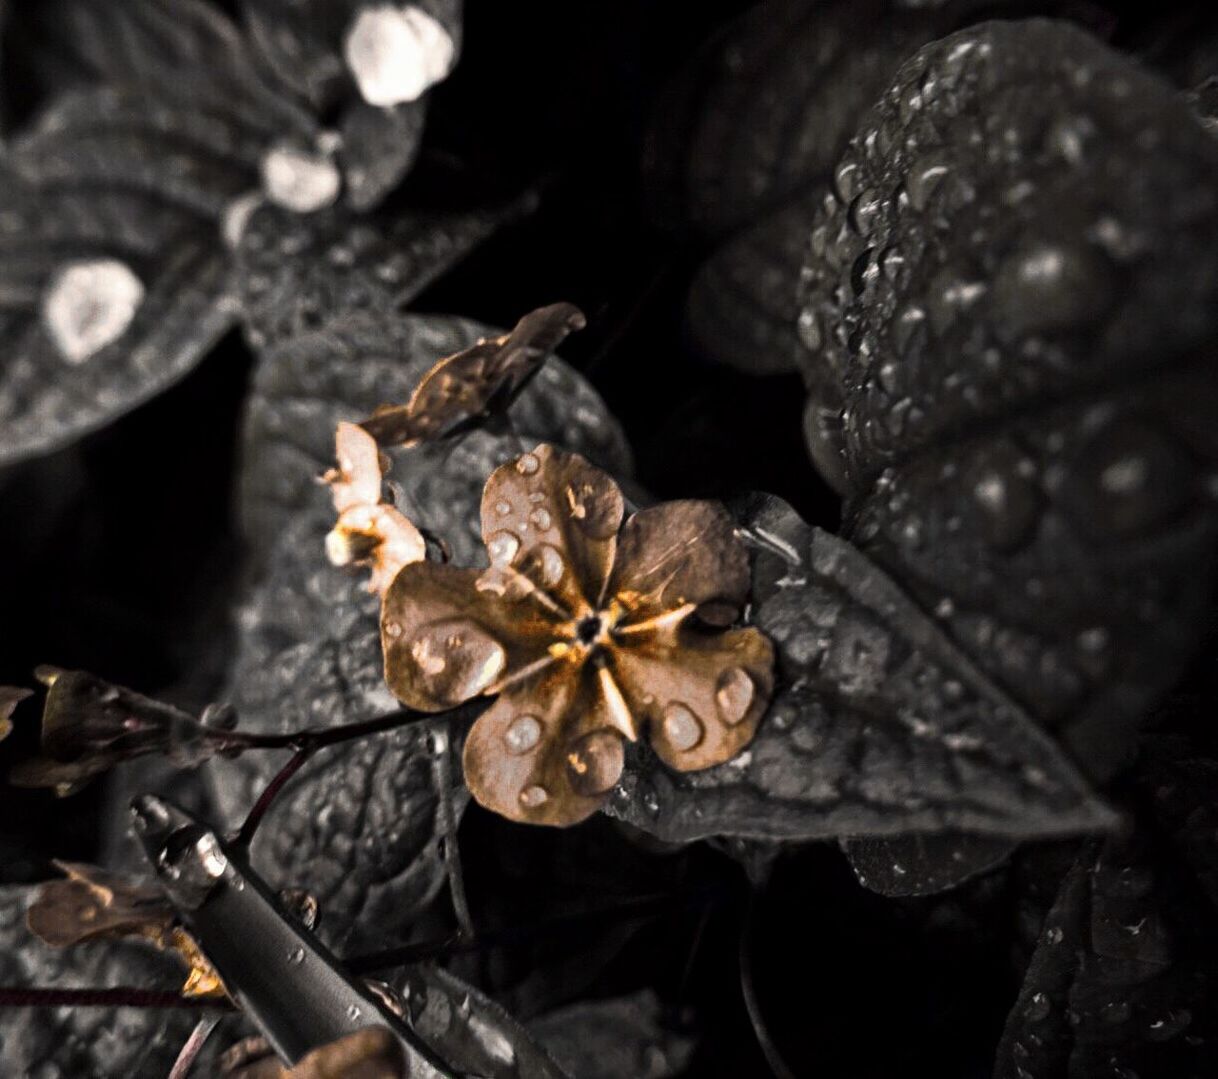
[504,715,542,755]
[566,730,625,796]
[409,618,506,704]
[261,143,341,213]
[344,3,456,107]
[662,702,703,752]
[715,668,756,725]
[487,530,521,566]
[43,259,145,364]
[519,785,548,808]
[535,544,565,587]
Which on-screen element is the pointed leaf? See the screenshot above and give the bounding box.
[605,495,1114,845]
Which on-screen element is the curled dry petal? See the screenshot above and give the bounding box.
[323,421,386,512]
[360,303,587,447]
[27,862,225,998]
[27,861,175,948]
[323,422,424,596]
[380,443,776,826]
[221,1027,405,1079]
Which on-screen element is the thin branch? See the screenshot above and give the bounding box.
[231,746,314,849]
[739,890,797,1079]
[214,706,426,754]
[168,1015,222,1079]
[428,723,474,939]
[0,987,233,1009]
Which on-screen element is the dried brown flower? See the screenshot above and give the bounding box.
[27,862,224,998]
[380,444,774,826]
[9,668,219,795]
[323,422,425,597]
[321,421,426,596]
[359,303,587,447]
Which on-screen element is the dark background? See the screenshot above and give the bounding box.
[0,2,1215,1075]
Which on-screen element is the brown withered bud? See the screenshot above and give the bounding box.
[220,1027,406,1079]
[9,668,221,794]
[323,422,425,597]
[380,444,774,827]
[359,302,586,447]
[27,862,225,998]
[0,686,33,741]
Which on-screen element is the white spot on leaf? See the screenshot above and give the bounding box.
[344,4,456,107]
[43,259,144,364]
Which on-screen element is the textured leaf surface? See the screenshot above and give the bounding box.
[684,196,815,376]
[234,201,519,351]
[529,990,695,1079]
[796,19,1218,781]
[0,153,236,468]
[605,494,1113,845]
[994,827,1218,1079]
[0,886,195,1076]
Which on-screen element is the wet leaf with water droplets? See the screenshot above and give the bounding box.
[606,494,1114,849]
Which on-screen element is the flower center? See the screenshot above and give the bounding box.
[575,614,603,645]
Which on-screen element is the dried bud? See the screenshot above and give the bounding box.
[10,670,223,794]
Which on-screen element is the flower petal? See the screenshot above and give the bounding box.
[380,561,560,711]
[324,421,384,512]
[609,501,750,625]
[361,304,586,446]
[480,444,625,616]
[462,664,626,826]
[327,503,425,597]
[610,626,774,772]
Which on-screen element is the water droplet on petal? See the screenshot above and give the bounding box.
[504,715,542,755]
[566,730,624,796]
[530,507,553,530]
[494,500,512,517]
[287,947,305,965]
[344,3,456,107]
[409,618,505,703]
[346,1004,362,1022]
[516,452,541,475]
[487,530,520,566]
[43,259,145,364]
[662,703,703,751]
[519,785,548,808]
[715,668,756,725]
[536,544,565,587]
